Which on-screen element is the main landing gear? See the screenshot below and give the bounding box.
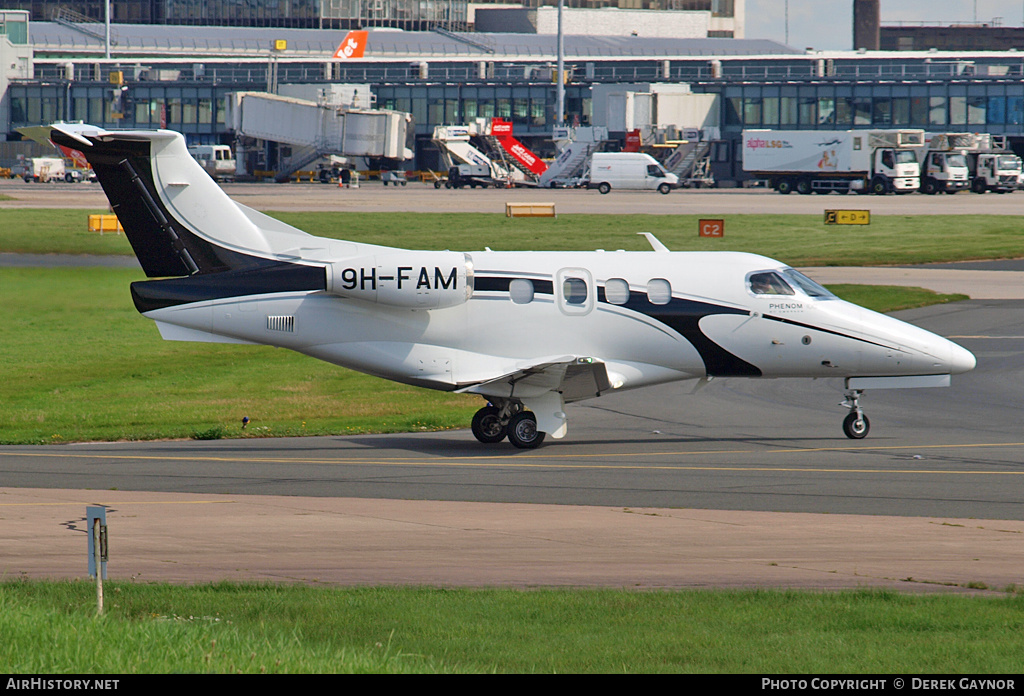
[840,389,870,439]
[471,400,546,449]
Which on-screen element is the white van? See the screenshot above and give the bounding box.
[586,152,679,194]
[187,144,236,182]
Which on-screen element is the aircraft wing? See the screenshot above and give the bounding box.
[457,355,613,403]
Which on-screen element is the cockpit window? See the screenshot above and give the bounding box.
[747,271,794,296]
[782,268,836,299]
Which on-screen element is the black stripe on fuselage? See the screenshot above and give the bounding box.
[130,264,327,313]
[475,274,760,377]
[761,313,897,351]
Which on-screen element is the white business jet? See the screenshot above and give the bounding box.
[49,124,976,448]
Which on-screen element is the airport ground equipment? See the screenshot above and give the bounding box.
[742,129,925,195]
[229,91,413,183]
[431,118,547,189]
[539,126,608,188]
[584,152,680,194]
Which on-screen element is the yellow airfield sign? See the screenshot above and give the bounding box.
[824,210,870,225]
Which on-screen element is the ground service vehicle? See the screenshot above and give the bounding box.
[969,151,1023,193]
[187,144,236,182]
[918,133,972,194]
[919,133,1022,194]
[742,129,924,195]
[22,156,66,183]
[585,152,679,194]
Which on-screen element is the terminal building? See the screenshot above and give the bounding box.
[3,2,1024,185]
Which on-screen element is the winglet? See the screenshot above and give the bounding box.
[333,30,368,59]
[639,232,670,252]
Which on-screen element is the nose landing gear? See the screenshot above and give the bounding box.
[840,389,870,439]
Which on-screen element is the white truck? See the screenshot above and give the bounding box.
[968,151,1023,193]
[584,152,680,194]
[21,156,66,183]
[742,129,924,195]
[187,144,236,182]
[918,133,1022,194]
[917,133,972,194]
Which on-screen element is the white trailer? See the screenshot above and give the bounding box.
[742,129,924,195]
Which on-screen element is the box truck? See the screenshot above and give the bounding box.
[21,156,66,183]
[918,132,1022,194]
[742,129,924,195]
[917,133,973,194]
[585,152,680,194]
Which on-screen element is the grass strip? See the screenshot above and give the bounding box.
[2,209,1024,267]
[2,581,1022,673]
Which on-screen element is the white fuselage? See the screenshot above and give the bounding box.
[145,249,975,398]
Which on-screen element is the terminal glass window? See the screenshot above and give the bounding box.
[950,96,966,125]
[892,97,910,125]
[817,96,835,125]
[968,96,986,125]
[1009,96,1024,125]
[929,97,948,126]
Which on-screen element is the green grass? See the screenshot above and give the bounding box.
[0,267,477,444]
[3,209,1024,266]
[0,267,965,444]
[2,581,1022,673]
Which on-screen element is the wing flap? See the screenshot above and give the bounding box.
[457,356,612,402]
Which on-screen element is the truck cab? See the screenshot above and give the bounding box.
[919,150,970,194]
[874,148,922,193]
[969,152,1023,193]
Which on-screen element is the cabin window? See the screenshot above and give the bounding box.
[563,277,588,305]
[647,278,672,305]
[509,279,534,304]
[604,278,630,305]
[556,268,594,316]
[747,271,794,296]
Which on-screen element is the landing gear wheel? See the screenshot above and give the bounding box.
[471,406,507,444]
[842,412,870,439]
[507,412,545,449]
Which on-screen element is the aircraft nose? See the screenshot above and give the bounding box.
[947,341,976,375]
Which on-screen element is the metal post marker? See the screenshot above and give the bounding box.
[87,506,108,615]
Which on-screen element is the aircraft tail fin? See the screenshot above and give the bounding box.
[333,30,367,59]
[48,124,289,278]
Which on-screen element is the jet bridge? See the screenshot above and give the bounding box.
[229,91,413,182]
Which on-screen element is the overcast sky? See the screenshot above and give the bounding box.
[744,0,1024,51]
